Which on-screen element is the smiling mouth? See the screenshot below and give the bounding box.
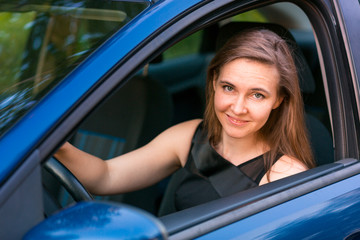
[227,115,249,126]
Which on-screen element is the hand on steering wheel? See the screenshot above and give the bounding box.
[44,157,93,202]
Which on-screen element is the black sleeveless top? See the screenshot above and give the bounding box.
[174,122,281,211]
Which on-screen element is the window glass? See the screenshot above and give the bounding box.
[0,1,148,136]
[163,30,203,60]
[231,9,267,22]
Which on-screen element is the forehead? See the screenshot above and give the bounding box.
[218,58,280,88]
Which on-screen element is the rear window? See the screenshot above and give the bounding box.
[0,1,148,136]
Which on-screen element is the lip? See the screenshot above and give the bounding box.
[226,114,249,126]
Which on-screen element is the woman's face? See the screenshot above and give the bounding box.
[213,58,283,142]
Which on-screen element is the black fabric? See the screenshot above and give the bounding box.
[174,123,280,211]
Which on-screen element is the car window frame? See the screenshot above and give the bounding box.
[333,0,360,156]
[304,0,358,159]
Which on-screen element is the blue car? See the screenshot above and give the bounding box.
[0,0,359,239]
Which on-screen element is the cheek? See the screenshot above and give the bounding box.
[213,92,228,112]
[249,102,274,122]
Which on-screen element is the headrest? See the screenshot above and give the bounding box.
[215,22,315,94]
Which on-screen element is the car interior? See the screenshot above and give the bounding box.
[42,1,336,222]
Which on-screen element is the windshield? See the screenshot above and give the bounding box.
[0,0,149,136]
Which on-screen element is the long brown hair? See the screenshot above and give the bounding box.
[204,28,315,177]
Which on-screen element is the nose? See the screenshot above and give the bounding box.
[231,95,248,114]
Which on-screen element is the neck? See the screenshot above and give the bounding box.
[215,133,268,166]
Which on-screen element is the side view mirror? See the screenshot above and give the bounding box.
[24,201,168,239]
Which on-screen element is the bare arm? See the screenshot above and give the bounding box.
[54,119,201,195]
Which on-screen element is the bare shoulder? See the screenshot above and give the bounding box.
[166,119,202,133]
[259,155,308,185]
[159,119,202,140]
[149,119,202,166]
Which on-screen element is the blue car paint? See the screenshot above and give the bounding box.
[1,0,359,239]
[0,0,202,184]
[197,173,360,239]
[24,201,167,239]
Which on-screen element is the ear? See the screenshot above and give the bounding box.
[272,95,284,109]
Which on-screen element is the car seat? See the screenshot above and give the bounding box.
[157,22,334,216]
[74,74,173,155]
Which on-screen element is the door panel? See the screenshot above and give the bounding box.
[197,172,360,239]
[0,151,43,239]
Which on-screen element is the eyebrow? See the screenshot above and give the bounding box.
[251,88,271,95]
[219,80,234,86]
[219,80,271,95]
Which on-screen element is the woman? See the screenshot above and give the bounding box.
[55,28,315,211]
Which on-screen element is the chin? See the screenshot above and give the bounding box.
[222,126,252,140]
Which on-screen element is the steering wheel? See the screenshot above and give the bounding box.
[44,157,93,202]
